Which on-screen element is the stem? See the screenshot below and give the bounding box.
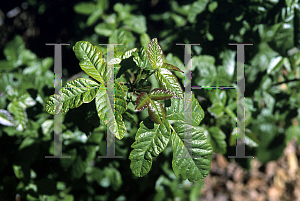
[271,78,300,87]
[144,70,157,81]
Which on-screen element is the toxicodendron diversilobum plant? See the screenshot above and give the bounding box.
[45,38,213,181]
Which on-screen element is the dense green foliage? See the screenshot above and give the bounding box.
[1,0,300,200]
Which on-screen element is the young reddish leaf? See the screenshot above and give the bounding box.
[148,88,175,100]
[161,63,184,73]
[148,100,165,124]
[135,92,150,111]
[147,38,163,69]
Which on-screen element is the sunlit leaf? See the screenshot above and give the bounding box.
[147,38,163,70]
[129,119,171,177]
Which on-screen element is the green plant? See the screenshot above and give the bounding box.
[45,38,213,181]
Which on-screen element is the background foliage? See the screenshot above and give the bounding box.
[1,0,300,200]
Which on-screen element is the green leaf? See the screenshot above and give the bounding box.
[129,119,171,177]
[124,15,147,34]
[267,56,285,74]
[108,28,136,50]
[87,9,103,26]
[133,47,152,70]
[148,88,175,100]
[208,1,218,13]
[95,82,127,124]
[8,101,27,131]
[73,2,98,15]
[115,114,126,140]
[155,68,184,99]
[161,63,184,73]
[95,86,107,124]
[171,13,186,27]
[19,92,36,108]
[135,92,150,111]
[192,55,217,86]
[165,94,204,126]
[115,82,127,115]
[122,48,138,59]
[3,35,24,66]
[73,41,106,86]
[95,23,113,37]
[208,102,224,118]
[188,0,209,23]
[230,128,259,147]
[123,112,137,126]
[140,33,151,48]
[207,126,227,154]
[147,38,164,69]
[148,100,165,124]
[0,109,15,126]
[45,78,99,115]
[171,122,213,181]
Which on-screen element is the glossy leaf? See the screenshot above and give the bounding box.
[129,120,171,177]
[95,86,107,124]
[165,94,204,126]
[115,114,126,140]
[73,41,106,86]
[161,63,184,73]
[148,100,165,124]
[115,82,127,115]
[147,38,163,69]
[171,122,213,181]
[45,78,99,115]
[123,48,138,59]
[133,47,153,70]
[0,109,15,126]
[148,88,175,100]
[135,92,150,111]
[95,82,127,124]
[155,68,184,99]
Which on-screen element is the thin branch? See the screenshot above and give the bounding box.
[271,78,300,86]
